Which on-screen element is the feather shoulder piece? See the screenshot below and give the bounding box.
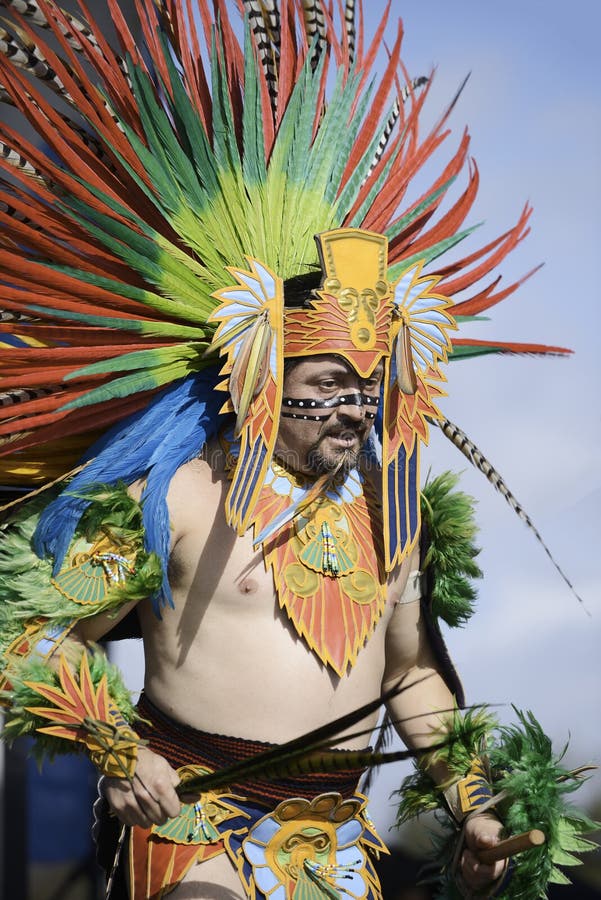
[0,483,162,679]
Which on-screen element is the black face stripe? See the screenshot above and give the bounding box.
[281,392,378,422]
[281,410,377,421]
[281,392,380,410]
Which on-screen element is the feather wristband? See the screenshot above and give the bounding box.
[23,652,141,779]
[395,708,598,899]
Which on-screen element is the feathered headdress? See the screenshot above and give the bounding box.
[0,0,572,593]
[209,227,455,567]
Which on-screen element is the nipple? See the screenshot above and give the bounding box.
[238,577,259,595]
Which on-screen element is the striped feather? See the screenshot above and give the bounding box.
[0,386,54,408]
[244,0,279,109]
[3,0,96,51]
[363,76,428,186]
[344,0,356,63]
[257,0,281,47]
[1,1,50,29]
[0,308,37,322]
[0,140,45,181]
[301,0,327,68]
[0,81,12,104]
[4,0,130,85]
[435,415,585,608]
[0,21,75,104]
[176,678,451,795]
[0,196,34,224]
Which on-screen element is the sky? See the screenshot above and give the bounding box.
[110,0,601,843]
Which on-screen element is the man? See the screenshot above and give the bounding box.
[76,347,506,898]
[0,3,590,899]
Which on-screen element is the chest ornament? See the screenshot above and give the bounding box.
[250,457,387,676]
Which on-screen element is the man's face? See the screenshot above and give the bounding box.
[274,355,383,476]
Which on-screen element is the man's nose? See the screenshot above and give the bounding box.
[335,394,366,421]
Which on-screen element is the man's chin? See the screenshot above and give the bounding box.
[306,445,360,476]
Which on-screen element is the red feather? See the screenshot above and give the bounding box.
[438,205,533,299]
[0,391,159,457]
[452,339,572,356]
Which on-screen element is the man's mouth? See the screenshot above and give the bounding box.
[322,430,362,447]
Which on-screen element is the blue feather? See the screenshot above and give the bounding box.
[34,369,225,613]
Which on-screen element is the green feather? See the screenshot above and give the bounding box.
[126,59,207,211]
[307,65,362,178]
[242,23,268,188]
[286,59,326,191]
[210,32,243,174]
[321,71,375,206]
[61,355,206,409]
[448,345,510,360]
[420,472,481,627]
[158,44,221,196]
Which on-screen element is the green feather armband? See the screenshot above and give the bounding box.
[420,472,482,629]
[22,651,141,778]
[0,483,159,772]
[2,647,142,778]
[0,482,162,630]
[395,707,598,899]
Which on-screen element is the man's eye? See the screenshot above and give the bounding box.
[319,380,337,390]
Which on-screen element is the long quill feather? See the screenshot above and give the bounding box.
[434,415,585,609]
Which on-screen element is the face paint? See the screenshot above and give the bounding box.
[275,356,383,475]
[281,392,380,421]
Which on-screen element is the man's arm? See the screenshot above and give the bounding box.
[0,477,184,830]
[382,552,507,894]
[74,608,183,829]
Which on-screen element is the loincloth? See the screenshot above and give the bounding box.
[95,693,387,899]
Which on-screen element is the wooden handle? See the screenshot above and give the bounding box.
[478,829,546,864]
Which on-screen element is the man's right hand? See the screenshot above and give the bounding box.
[102,746,182,828]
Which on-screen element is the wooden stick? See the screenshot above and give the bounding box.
[478,829,546,864]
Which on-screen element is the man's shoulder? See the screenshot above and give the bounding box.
[169,443,225,493]
[126,446,220,504]
[385,535,422,601]
[166,441,227,529]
